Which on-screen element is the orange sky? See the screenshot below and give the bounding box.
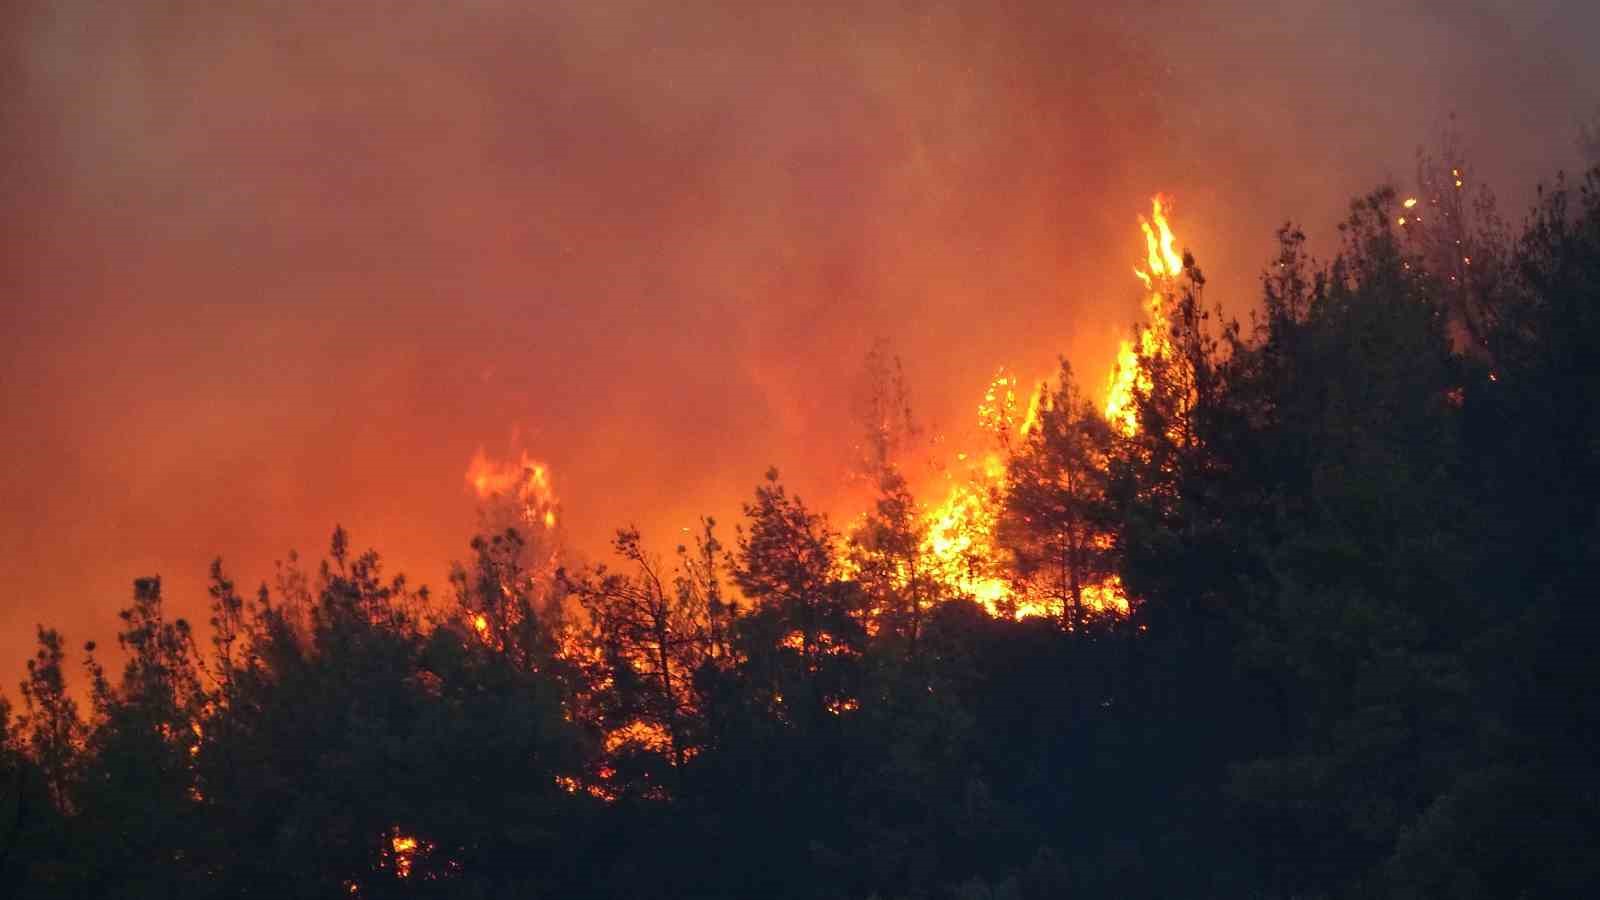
[3,0,1596,691]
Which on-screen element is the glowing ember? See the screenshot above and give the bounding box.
[977,370,1024,435]
[386,828,430,879]
[603,719,674,755]
[826,697,860,715]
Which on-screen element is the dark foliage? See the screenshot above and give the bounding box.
[4,169,1599,898]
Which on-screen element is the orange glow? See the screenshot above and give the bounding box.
[464,447,559,532]
[1132,195,1184,284]
[1105,196,1184,436]
[919,445,1013,615]
[875,199,1190,622]
[556,765,623,802]
[1080,574,1130,615]
[977,370,1023,435]
[1020,384,1047,437]
[1087,198,1201,614]
[1403,197,1419,209]
[899,370,1027,617]
[461,445,565,647]
[603,719,674,755]
[386,828,430,879]
[1092,196,1202,612]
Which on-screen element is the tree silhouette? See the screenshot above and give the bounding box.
[846,341,938,655]
[997,359,1117,631]
[6,164,1600,899]
[566,526,715,775]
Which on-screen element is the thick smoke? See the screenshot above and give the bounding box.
[2,0,1596,675]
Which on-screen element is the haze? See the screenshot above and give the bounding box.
[3,0,1596,678]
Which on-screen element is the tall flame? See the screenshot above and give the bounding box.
[1105,195,1184,435]
[919,445,1013,614]
[468,201,1185,633]
[916,197,1186,620]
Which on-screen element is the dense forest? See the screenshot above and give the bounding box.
[4,162,1599,899]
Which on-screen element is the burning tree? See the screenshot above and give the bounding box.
[564,526,719,775]
[996,361,1123,631]
[452,449,567,672]
[732,470,868,725]
[847,341,937,654]
[1394,127,1509,357]
[14,170,1600,900]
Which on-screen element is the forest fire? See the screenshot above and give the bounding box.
[603,720,674,755]
[462,200,1186,631]
[919,441,1014,615]
[465,447,559,531]
[456,199,1183,647]
[3,0,1600,890]
[910,197,1186,620]
[384,829,431,880]
[11,153,1594,898]
[8,0,1597,893]
[1105,196,1184,435]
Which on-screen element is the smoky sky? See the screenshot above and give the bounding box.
[3,0,1596,681]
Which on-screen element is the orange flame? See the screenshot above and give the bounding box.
[603,719,674,755]
[897,196,1191,623]
[1138,195,1184,280]
[465,447,560,531]
[385,828,430,879]
[826,697,860,715]
[1105,195,1184,436]
[917,379,1077,620]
